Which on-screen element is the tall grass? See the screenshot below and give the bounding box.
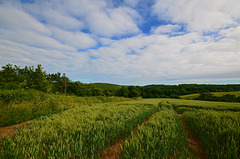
[183,110,240,159]
[158,98,240,113]
[0,89,132,127]
[162,98,240,158]
[1,101,158,158]
[120,102,193,158]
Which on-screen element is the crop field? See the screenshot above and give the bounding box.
[0,89,132,127]
[1,100,159,158]
[161,98,240,158]
[180,91,240,99]
[1,98,240,158]
[159,98,240,113]
[120,101,192,158]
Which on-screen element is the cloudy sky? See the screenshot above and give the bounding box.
[1,0,240,85]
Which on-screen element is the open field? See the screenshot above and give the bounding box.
[160,98,240,158]
[159,98,240,113]
[1,98,240,158]
[180,91,240,99]
[120,101,193,158]
[1,100,159,158]
[0,89,133,127]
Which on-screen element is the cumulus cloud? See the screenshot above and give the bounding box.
[152,0,240,33]
[23,0,140,37]
[1,0,240,84]
[0,4,74,51]
[151,24,181,34]
[50,27,97,50]
[84,29,240,83]
[0,4,50,35]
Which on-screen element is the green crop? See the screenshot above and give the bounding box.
[183,110,240,159]
[1,100,158,158]
[0,89,133,127]
[120,102,193,158]
[159,98,240,113]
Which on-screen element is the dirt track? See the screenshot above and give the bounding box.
[178,114,207,159]
[100,110,159,159]
[0,121,33,139]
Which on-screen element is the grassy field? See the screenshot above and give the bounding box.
[180,91,240,99]
[158,98,240,114]
[160,98,240,158]
[1,100,159,158]
[1,98,240,158]
[92,83,123,90]
[120,101,192,158]
[0,89,133,127]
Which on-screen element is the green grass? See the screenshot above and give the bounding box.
[158,98,240,113]
[0,89,133,127]
[180,93,200,99]
[160,98,240,158]
[183,110,240,159]
[1,100,159,158]
[92,83,123,90]
[120,101,193,158]
[180,91,240,99]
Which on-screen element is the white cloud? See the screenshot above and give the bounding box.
[84,30,240,83]
[0,4,50,35]
[23,0,141,37]
[152,0,240,33]
[151,24,181,34]
[85,6,140,37]
[50,27,97,50]
[1,0,240,84]
[0,4,74,51]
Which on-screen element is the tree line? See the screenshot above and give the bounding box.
[196,93,240,103]
[1,64,240,98]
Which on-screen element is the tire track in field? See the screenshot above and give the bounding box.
[100,107,161,159]
[0,121,33,139]
[178,114,207,159]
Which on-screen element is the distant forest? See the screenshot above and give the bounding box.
[1,64,240,99]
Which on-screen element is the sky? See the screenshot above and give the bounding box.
[0,0,240,85]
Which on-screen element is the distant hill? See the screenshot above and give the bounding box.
[143,84,165,88]
[180,91,240,99]
[92,83,123,90]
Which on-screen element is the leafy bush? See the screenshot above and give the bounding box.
[0,90,34,103]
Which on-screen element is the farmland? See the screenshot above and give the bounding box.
[0,89,132,127]
[1,98,240,158]
[180,91,240,99]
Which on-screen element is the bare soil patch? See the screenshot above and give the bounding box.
[100,110,159,159]
[0,121,33,139]
[178,114,207,159]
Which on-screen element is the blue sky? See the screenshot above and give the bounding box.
[0,0,240,85]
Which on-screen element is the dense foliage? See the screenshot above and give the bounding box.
[141,84,240,98]
[195,92,240,102]
[0,64,143,98]
[1,63,240,99]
